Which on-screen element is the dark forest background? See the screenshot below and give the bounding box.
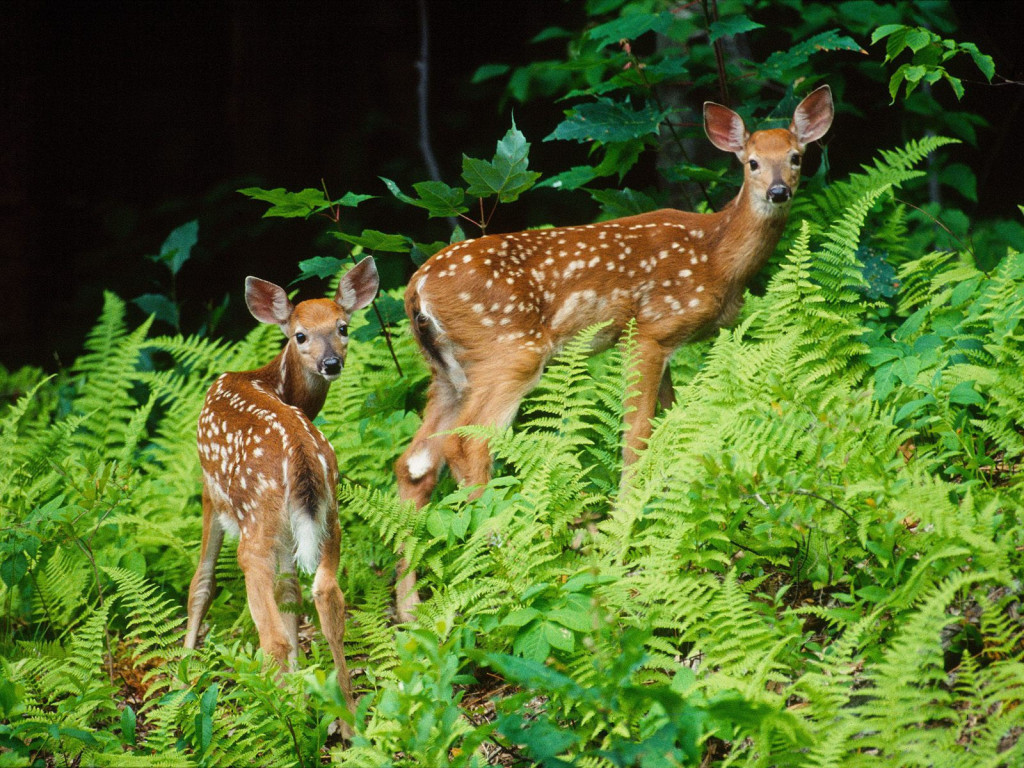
[2,0,1022,371]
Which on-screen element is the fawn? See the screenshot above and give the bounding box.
[184,257,379,714]
[392,86,833,619]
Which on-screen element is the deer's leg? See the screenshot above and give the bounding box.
[658,366,676,410]
[623,339,672,465]
[237,532,293,669]
[394,558,419,624]
[275,548,301,671]
[311,516,355,723]
[184,488,225,649]
[396,375,462,508]
[443,355,545,492]
[394,375,462,622]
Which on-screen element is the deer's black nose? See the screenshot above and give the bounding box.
[322,357,342,377]
[767,184,792,203]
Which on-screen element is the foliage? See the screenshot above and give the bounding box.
[872,23,995,101]
[3,1,1023,766]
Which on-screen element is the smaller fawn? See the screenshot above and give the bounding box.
[184,257,379,715]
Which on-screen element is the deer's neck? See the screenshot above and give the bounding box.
[253,345,329,422]
[709,186,791,289]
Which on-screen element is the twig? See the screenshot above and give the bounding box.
[624,45,713,210]
[416,0,458,233]
[702,0,730,105]
[893,195,975,259]
[319,179,404,377]
[791,488,857,525]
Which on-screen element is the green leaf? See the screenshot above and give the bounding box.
[586,10,675,48]
[708,16,765,44]
[0,552,27,588]
[871,24,907,45]
[58,727,98,747]
[940,163,978,203]
[461,118,541,202]
[960,42,995,81]
[153,219,198,276]
[950,274,982,306]
[904,27,934,53]
[545,97,667,144]
[544,622,575,653]
[943,72,966,100]
[856,585,890,602]
[132,294,179,328]
[547,607,592,633]
[484,653,581,697]
[294,256,344,283]
[874,364,898,402]
[589,187,659,218]
[895,396,933,422]
[663,162,728,185]
[352,293,406,342]
[760,30,863,79]
[334,191,375,207]
[331,229,411,253]
[239,187,373,218]
[531,25,574,43]
[593,140,644,179]
[196,683,218,753]
[884,27,911,62]
[501,607,542,628]
[889,64,910,102]
[0,680,24,719]
[120,706,137,746]
[471,63,510,84]
[892,356,922,385]
[382,177,468,218]
[200,682,218,718]
[239,186,329,218]
[412,180,468,217]
[903,65,927,84]
[410,240,446,266]
[513,624,551,662]
[949,381,984,406]
[536,165,599,191]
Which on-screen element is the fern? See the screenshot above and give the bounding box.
[791,135,959,235]
[102,567,186,682]
[70,291,154,461]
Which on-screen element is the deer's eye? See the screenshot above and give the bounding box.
[748,159,760,171]
[338,324,348,338]
[790,153,802,167]
[295,332,307,344]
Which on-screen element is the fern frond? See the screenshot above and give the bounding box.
[103,566,186,679]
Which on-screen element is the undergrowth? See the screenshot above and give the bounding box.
[1,129,1022,767]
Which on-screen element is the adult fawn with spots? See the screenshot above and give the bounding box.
[393,86,833,616]
[185,257,378,713]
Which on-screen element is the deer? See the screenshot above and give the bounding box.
[184,256,379,719]
[391,86,833,620]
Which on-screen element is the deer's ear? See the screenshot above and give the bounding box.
[704,102,749,156]
[335,257,379,313]
[245,277,293,330]
[790,85,834,147]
